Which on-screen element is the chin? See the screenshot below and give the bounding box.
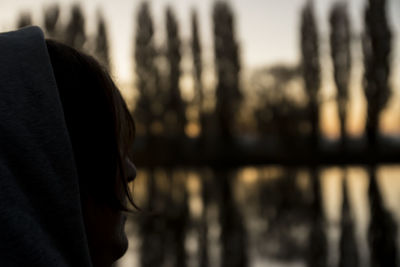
[113,232,129,261]
[111,215,129,261]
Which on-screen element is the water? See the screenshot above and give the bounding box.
[116,165,400,267]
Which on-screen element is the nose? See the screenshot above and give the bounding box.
[126,159,137,182]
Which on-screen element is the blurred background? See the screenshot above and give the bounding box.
[2,0,400,266]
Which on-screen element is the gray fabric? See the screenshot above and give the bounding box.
[0,26,92,267]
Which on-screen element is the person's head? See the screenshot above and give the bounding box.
[46,39,136,267]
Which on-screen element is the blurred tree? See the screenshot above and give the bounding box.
[164,172,189,267]
[212,1,242,140]
[330,8,357,265]
[300,0,320,149]
[306,170,327,267]
[329,3,351,150]
[64,4,86,51]
[94,11,111,71]
[163,7,190,258]
[368,168,398,267]
[198,175,210,267]
[190,13,209,264]
[338,176,359,267]
[301,3,327,267]
[17,12,32,29]
[363,0,392,150]
[362,1,396,266]
[217,171,248,267]
[259,170,311,260]
[43,4,60,39]
[212,4,247,266]
[253,65,307,147]
[134,4,166,264]
[140,170,166,267]
[191,9,205,138]
[134,4,166,265]
[134,2,160,137]
[190,16,210,266]
[164,7,186,138]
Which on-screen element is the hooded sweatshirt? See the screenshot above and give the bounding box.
[0,26,92,267]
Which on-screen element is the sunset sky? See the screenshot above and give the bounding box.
[1,0,399,137]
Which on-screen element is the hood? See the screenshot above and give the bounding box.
[0,26,92,267]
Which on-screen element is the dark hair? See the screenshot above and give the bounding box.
[46,39,136,211]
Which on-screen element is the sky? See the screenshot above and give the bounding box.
[0,0,373,80]
[1,0,399,137]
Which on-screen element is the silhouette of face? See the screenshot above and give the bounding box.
[82,158,136,267]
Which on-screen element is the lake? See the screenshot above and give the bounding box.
[116,165,400,267]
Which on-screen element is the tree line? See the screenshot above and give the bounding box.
[17,4,110,71]
[300,1,397,267]
[15,1,398,155]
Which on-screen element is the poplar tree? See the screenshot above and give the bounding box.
[329,3,351,149]
[64,4,86,51]
[368,169,398,267]
[363,0,392,150]
[17,12,32,29]
[217,170,248,267]
[306,171,327,267]
[134,2,160,137]
[212,1,242,140]
[140,171,166,267]
[212,3,247,267]
[165,7,186,138]
[94,11,110,71]
[134,5,165,266]
[191,9,209,267]
[43,4,60,39]
[301,2,326,267]
[338,178,359,267]
[301,0,320,149]
[191,9,205,136]
[363,1,397,266]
